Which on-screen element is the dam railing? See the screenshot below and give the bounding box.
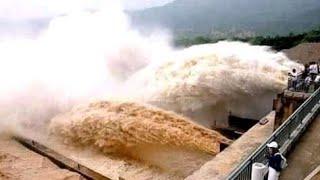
[227,87,320,180]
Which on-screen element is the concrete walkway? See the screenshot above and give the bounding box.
[0,136,82,180]
[186,112,275,180]
[313,173,320,180]
[280,116,320,180]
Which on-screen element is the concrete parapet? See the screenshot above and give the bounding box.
[186,111,275,180]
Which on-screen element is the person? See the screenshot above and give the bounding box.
[305,76,312,92]
[315,74,320,90]
[266,141,282,180]
[302,64,310,79]
[288,69,298,90]
[309,62,319,81]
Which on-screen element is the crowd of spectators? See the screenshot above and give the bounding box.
[288,61,320,92]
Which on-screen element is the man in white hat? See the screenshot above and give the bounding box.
[266,141,282,180]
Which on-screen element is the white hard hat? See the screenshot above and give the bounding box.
[267,141,278,149]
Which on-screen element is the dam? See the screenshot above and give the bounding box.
[1,86,319,180]
[0,40,319,180]
[0,5,319,179]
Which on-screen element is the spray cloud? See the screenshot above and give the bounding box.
[126,42,301,127]
[0,2,172,135]
[0,1,301,135]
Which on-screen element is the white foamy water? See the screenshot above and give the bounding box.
[0,3,303,178]
[0,6,172,134]
[127,42,301,127]
[0,2,301,134]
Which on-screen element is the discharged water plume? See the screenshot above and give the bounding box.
[50,101,230,154]
[127,42,302,127]
[49,101,231,176]
[0,5,172,135]
[0,2,303,178]
[0,0,301,155]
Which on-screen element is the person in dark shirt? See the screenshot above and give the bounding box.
[266,141,282,180]
[302,64,310,79]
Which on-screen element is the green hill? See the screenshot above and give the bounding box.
[129,0,320,38]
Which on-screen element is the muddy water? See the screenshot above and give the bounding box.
[49,101,230,178]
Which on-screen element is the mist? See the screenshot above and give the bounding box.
[0,2,172,135]
[0,1,301,136]
[126,42,301,127]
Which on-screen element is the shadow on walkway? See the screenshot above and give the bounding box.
[280,116,320,180]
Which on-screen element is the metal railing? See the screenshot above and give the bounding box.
[227,87,320,180]
[288,74,319,93]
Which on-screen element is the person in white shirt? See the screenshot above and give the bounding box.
[288,69,298,90]
[314,75,320,90]
[305,76,312,92]
[315,75,320,83]
[309,62,319,80]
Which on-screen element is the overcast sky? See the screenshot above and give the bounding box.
[0,0,174,20]
[123,0,174,10]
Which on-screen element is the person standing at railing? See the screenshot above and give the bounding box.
[305,76,312,93]
[265,142,282,180]
[302,64,310,79]
[288,69,298,90]
[309,62,319,81]
[314,74,320,90]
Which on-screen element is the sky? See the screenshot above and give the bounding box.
[123,0,174,10]
[0,0,174,40]
[0,0,174,20]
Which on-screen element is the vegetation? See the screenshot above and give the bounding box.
[174,27,320,51]
[130,0,320,38]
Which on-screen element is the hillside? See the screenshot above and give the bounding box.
[283,43,320,63]
[129,0,320,37]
